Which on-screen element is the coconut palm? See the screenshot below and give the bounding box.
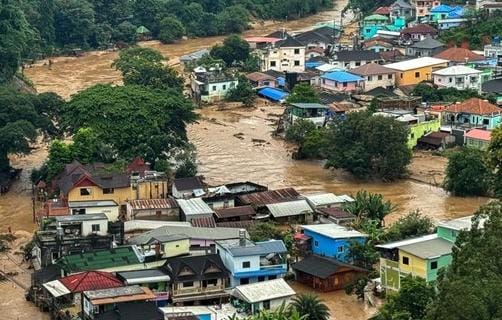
[290,293,330,320]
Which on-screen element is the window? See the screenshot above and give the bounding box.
[240,278,249,285]
[91,224,100,232]
[294,49,300,54]
[222,84,226,90]
[183,281,194,287]
[483,119,489,125]
[102,188,114,194]
[368,76,373,81]
[337,246,344,253]
[294,60,300,66]
[80,188,91,196]
[270,61,277,67]
[415,71,420,78]
[431,261,438,270]
[437,78,442,83]
[263,300,271,310]
[268,275,277,280]
[378,75,383,80]
[203,279,218,287]
[212,85,217,91]
[156,210,162,217]
[448,77,453,83]
[402,256,409,265]
[355,62,361,67]
[343,82,348,87]
[242,261,251,269]
[314,240,319,247]
[258,276,265,282]
[400,73,404,79]
[388,74,392,79]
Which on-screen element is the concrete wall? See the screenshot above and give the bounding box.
[433,73,481,92]
[398,250,427,279]
[394,63,448,86]
[68,185,131,205]
[163,238,190,258]
[262,47,306,73]
[363,73,395,91]
[321,78,361,92]
[426,254,452,282]
[72,205,119,222]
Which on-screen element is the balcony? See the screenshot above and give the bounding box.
[234,264,288,279]
[172,284,226,297]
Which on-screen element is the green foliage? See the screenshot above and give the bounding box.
[348,240,379,270]
[349,0,394,14]
[241,54,261,72]
[285,119,327,159]
[443,148,491,196]
[439,13,502,49]
[286,84,321,104]
[344,191,395,227]
[113,21,138,44]
[345,276,370,300]
[226,77,256,107]
[248,222,283,242]
[290,293,330,320]
[373,276,436,320]
[487,126,502,198]
[54,0,96,48]
[215,6,250,34]
[229,303,307,320]
[411,83,485,103]
[174,150,198,178]
[384,210,434,242]
[211,35,251,66]
[157,16,185,44]
[46,140,73,181]
[325,112,412,180]
[112,47,183,91]
[426,201,502,320]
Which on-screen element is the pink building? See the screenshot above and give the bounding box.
[320,71,365,92]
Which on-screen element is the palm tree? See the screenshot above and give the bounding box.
[290,293,330,320]
[344,190,395,227]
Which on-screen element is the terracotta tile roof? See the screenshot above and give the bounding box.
[350,63,395,76]
[213,206,256,219]
[445,98,501,115]
[59,271,123,293]
[374,6,391,15]
[245,72,276,82]
[465,129,492,141]
[434,47,485,62]
[401,24,438,35]
[380,49,404,61]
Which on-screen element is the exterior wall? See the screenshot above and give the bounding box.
[443,112,501,130]
[68,185,131,205]
[394,63,448,86]
[334,59,380,70]
[406,47,443,58]
[321,78,362,92]
[466,137,490,150]
[163,239,190,258]
[363,73,395,91]
[436,226,458,242]
[71,205,119,222]
[484,45,502,59]
[438,20,464,30]
[252,297,292,314]
[433,73,482,92]
[409,119,441,148]
[128,207,179,221]
[366,45,391,53]
[206,198,235,210]
[303,229,366,262]
[398,250,427,279]
[412,0,441,17]
[81,219,108,236]
[426,254,452,282]
[261,47,306,73]
[135,180,169,200]
[202,80,239,103]
[380,258,401,291]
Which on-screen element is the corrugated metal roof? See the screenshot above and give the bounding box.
[266,200,313,218]
[238,188,300,206]
[217,239,287,257]
[129,199,178,210]
[124,220,191,232]
[437,215,487,231]
[214,206,256,219]
[43,280,71,297]
[302,224,367,239]
[177,198,214,216]
[68,200,118,208]
[232,279,295,303]
[385,57,448,71]
[302,193,354,207]
[376,234,438,249]
[398,237,454,259]
[191,216,217,228]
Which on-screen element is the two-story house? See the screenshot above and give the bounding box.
[410,0,441,17]
[350,63,396,91]
[287,103,330,127]
[332,50,383,70]
[442,98,501,129]
[386,56,449,86]
[320,71,365,93]
[260,37,306,73]
[434,47,485,66]
[162,254,230,305]
[216,234,288,287]
[433,65,483,92]
[406,37,445,57]
[361,14,390,39]
[390,0,415,20]
[190,67,239,103]
[300,224,367,263]
[400,24,438,42]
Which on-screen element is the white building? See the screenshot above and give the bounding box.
[350,63,396,92]
[484,44,502,59]
[259,37,306,73]
[54,213,109,237]
[432,65,483,92]
[231,279,296,314]
[68,200,119,222]
[190,67,239,103]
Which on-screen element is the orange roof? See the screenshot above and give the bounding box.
[244,37,281,43]
[374,6,391,15]
[445,98,501,115]
[434,47,485,62]
[465,129,492,141]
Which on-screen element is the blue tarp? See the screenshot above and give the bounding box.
[306,61,324,69]
[258,87,289,102]
[321,71,363,82]
[430,4,453,13]
[277,77,286,87]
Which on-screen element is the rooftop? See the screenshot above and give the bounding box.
[317,207,356,220]
[301,224,367,239]
[376,234,438,250]
[401,24,438,35]
[292,255,367,279]
[444,98,501,115]
[410,37,444,49]
[433,65,482,76]
[334,50,381,62]
[128,199,178,210]
[289,103,330,109]
[465,129,492,141]
[85,285,156,305]
[237,188,300,206]
[276,36,304,48]
[302,193,354,207]
[163,254,228,282]
[438,215,487,231]
[364,14,389,21]
[385,57,448,71]
[68,200,118,208]
[116,269,171,285]
[96,301,163,320]
[54,213,108,223]
[58,246,141,273]
[266,200,313,218]
[217,239,287,257]
[316,64,340,72]
[245,72,276,82]
[321,71,364,82]
[434,47,485,63]
[177,198,214,216]
[232,279,295,304]
[350,63,395,76]
[180,49,210,62]
[59,271,123,293]
[173,176,204,191]
[398,237,454,259]
[213,206,256,219]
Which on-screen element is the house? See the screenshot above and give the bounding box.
[172,176,205,199]
[162,254,230,305]
[68,200,120,222]
[320,71,365,93]
[177,198,215,222]
[429,4,456,21]
[390,0,415,20]
[82,285,156,319]
[301,193,354,209]
[126,199,180,221]
[180,49,210,68]
[287,103,330,127]
[259,37,306,73]
[484,42,502,59]
[190,67,239,103]
[442,98,501,129]
[116,269,171,306]
[363,38,394,53]
[216,235,288,287]
[315,63,339,74]
[386,57,449,86]
[257,87,289,103]
[96,302,164,320]
[236,188,300,209]
[294,29,333,51]
[306,47,326,59]
[245,72,277,88]
[292,255,368,292]
[400,24,438,42]
[432,65,483,91]
[436,215,486,242]
[406,37,445,57]
[265,199,313,223]
[133,234,190,260]
[332,50,382,70]
[32,214,115,268]
[316,207,356,226]
[375,6,392,15]
[482,78,502,105]
[350,63,396,91]
[225,181,268,195]
[437,18,468,30]
[416,131,456,149]
[231,279,295,315]
[361,14,390,39]
[434,47,485,65]
[244,36,281,50]
[380,49,405,62]
[300,224,367,262]
[377,234,453,291]
[464,128,492,150]
[213,206,256,223]
[410,0,441,17]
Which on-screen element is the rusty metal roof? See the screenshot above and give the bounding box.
[190,216,217,228]
[128,199,178,210]
[214,206,256,219]
[237,188,300,207]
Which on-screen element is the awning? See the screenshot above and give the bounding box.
[43,280,71,297]
[258,87,289,102]
[125,275,171,285]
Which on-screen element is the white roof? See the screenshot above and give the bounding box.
[124,220,190,233]
[437,18,468,23]
[43,280,71,298]
[432,65,482,76]
[316,64,339,72]
[177,198,215,216]
[232,279,295,304]
[437,215,486,231]
[376,234,438,249]
[376,30,401,36]
[301,223,367,239]
[396,114,419,122]
[266,200,313,218]
[302,193,354,207]
[385,57,449,71]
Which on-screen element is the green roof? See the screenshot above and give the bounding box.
[364,14,389,21]
[136,26,150,34]
[59,246,141,273]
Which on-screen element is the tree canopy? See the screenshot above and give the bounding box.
[487,126,502,197]
[286,84,321,104]
[211,35,251,66]
[411,83,487,103]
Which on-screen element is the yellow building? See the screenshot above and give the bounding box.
[385,57,449,86]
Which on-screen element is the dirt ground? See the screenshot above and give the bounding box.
[408,151,448,186]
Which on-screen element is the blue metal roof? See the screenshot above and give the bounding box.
[219,239,288,257]
[447,6,464,18]
[277,77,286,87]
[258,87,288,102]
[234,266,287,278]
[321,71,364,82]
[306,61,324,69]
[431,5,453,13]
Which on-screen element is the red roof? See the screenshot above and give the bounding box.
[445,98,501,115]
[465,129,492,141]
[401,24,438,35]
[126,157,150,175]
[244,37,281,43]
[434,47,485,63]
[294,232,311,241]
[59,271,123,293]
[374,6,391,15]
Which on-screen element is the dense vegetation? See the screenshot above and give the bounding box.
[411,83,490,103]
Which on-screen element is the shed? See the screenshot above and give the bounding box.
[258,87,289,102]
[317,207,356,226]
[237,188,300,208]
[213,206,256,222]
[265,200,312,222]
[302,193,354,208]
[231,279,295,314]
[177,198,215,222]
[127,198,180,221]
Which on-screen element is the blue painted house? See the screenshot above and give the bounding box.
[429,5,464,22]
[216,238,288,287]
[301,224,367,263]
[361,14,390,39]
